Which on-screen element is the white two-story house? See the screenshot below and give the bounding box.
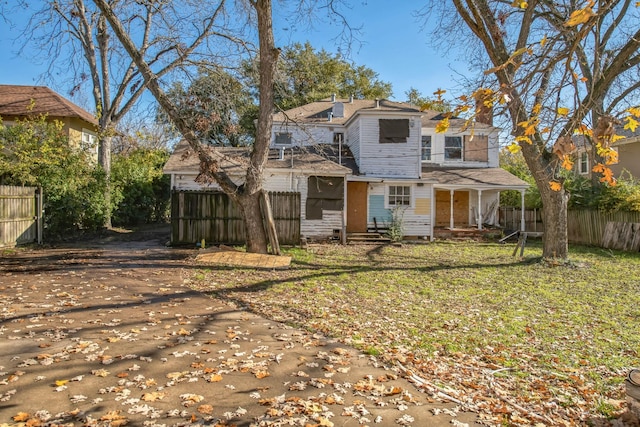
[270,96,528,240]
[164,96,528,244]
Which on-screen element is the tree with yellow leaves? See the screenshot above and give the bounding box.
[421,0,640,259]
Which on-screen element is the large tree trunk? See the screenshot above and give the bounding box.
[539,186,569,259]
[238,191,268,254]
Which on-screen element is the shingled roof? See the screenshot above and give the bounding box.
[422,167,529,189]
[272,98,422,126]
[0,85,97,126]
[163,140,352,175]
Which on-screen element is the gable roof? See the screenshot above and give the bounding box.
[272,98,422,126]
[272,97,496,131]
[164,140,352,176]
[0,85,98,126]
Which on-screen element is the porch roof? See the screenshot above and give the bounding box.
[421,167,529,190]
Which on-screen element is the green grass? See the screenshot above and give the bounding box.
[190,241,640,424]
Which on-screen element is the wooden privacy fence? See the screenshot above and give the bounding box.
[500,207,640,250]
[568,209,640,247]
[171,190,301,246]
[498,207,544,232]
[0,185,43,247]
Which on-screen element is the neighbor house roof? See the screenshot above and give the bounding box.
[164,140,352,175]
[422,167,529,189]
[272,98,422,126]
[0,84,98,126]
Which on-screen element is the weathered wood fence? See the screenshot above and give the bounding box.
[500,207,640,250]
[568,209,640,247]
[0,185,43,247]
[171,190,301,246]
[498,207,544,232]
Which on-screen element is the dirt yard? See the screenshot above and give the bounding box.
[0,227,480,427]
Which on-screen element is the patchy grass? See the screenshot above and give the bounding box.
[189,241,640,425]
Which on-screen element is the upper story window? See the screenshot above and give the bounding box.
[81,128,97,153]
[579,152,589,174]
[421,135,432,161]
[275,132,292,145]
[379,119,409,143]
[388,185,411,207]
[445,136,463,160]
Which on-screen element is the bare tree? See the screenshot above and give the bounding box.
[91,0,278,253]
[3,0,246,227]
[422,0,640,259]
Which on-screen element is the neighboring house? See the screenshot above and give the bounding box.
[572,126,640,180]
[0,85,99,157]
[165,96,528,242]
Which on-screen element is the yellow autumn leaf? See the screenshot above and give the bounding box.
[433,88,447,97]
[435,117,450,133]
[13,412,30,422]
[549,181,562,191]
[208,373,223,382]
[557,107,570,116]
[524,124,537,136]
[532,103,542,115]
[142,392,166,402]
[515,135,532,144]
[624,117,638,132]
[565,4,596,26]
[519,1,528,8]
[561,155,574,170]
[55,379,69,387]
[91,369,110,377]
[506,143,521,153]
[540,34,548,47]
[628,106,640,117]
[605,149,619,165]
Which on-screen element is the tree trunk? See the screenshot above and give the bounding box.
[238,191,268,254]
[539,185,569,259]
[98,133,113,228]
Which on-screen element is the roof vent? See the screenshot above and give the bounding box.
[375,98,380,108]
[349,95,354,103]
[328,112,333,122]
[331,93,336,103]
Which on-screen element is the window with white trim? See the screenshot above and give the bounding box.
[421,135,432,161]
[81,128,98,154]
[579,152,589,174]
[445,136,462,160]
[275,132,292,145]
[388,185,411,207]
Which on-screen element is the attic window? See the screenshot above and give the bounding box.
[379,119,409,143]
[275,132,292,145]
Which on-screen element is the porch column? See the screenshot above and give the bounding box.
[520,189,526,231]
[449,189,455,229]
[477,190,483,230]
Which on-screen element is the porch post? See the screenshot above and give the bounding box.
[449,189,455,229]
[477,190,483,230]
[520,189,526,231]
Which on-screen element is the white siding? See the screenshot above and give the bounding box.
[422,128,501,168]
[346,119,361,161]
[357,116,421,178]
[298,175,344,239]
[369,183,432,237]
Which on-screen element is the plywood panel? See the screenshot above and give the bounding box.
[435,190,469,227]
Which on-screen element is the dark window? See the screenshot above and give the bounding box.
[333,132,344,145]
[421,135,432,161]
[275,132,292,145]
[379,119,409,143]
[445,136,463,160]
[579,152,589,174]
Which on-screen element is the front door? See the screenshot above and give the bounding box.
[347,182,368,233]
[435,190,470,227]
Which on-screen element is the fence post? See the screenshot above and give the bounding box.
[37,186,43,244]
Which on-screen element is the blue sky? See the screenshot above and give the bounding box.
[0,1,466,104]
